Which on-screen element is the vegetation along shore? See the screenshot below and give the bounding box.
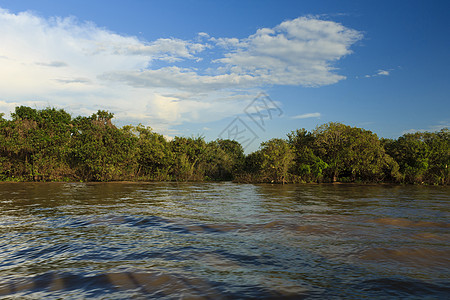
[0,106,448,185]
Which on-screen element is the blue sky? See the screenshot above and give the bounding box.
[0,0,448,152]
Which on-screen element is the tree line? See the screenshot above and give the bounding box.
[0,106,448,185]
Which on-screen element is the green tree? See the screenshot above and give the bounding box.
[0,113,13,180]
[287,128,327,182]
[313,122,395,182]
[170,136,207,181]
[384,133,430,183]
[426,129,449,184]
[1,106,446,185]
[234,150,264,183]
[313,123,354,182]
[203,139,245,180]
[259,138,294,183]
[133,125,173,180]
[2,106,73,181]
[384,129,449,184]
[69,111,138,181]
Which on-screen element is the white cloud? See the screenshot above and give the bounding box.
[402,121,450,135]
[213,16,362,87]
[377,70,390,76]
[102,16,362,91]
[401,129,419,134]
[36,61,68,67]
[99,66,258,92]
[116,38,208,62]
[0,8,362,134]
[0,7,205,130]
[364,69,392,78]
[198,32,210,38]
[293,112,321,119]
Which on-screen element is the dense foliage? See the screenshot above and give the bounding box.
[0,107,448,184]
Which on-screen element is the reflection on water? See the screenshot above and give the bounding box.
[370,217,450,228]
[0,182,449,298]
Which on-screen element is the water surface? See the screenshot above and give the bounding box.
[0,182,449,298]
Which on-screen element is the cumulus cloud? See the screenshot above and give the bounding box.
[106,16,363,90]
[214,17,362,86]
[0,7,362,133]
[0,7,207,130]
[292,112,321,119]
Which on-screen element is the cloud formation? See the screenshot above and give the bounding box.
[106,16,362,90]
[402,121,450,135]
[293,112,321,119]
[0,8,362,132]
[364,69,391,78]
[376,70,390,76]
[214,17,362,86]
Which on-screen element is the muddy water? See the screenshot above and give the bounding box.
[0,182,448,299]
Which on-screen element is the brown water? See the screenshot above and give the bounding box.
[0,182,448,299]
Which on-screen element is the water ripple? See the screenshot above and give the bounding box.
[0,182,448,298]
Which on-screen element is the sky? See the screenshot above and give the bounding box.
[0,0,449,152]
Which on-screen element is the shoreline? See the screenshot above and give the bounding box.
[0,180,446,187]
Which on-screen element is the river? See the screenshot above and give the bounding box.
[0,182,448,299]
